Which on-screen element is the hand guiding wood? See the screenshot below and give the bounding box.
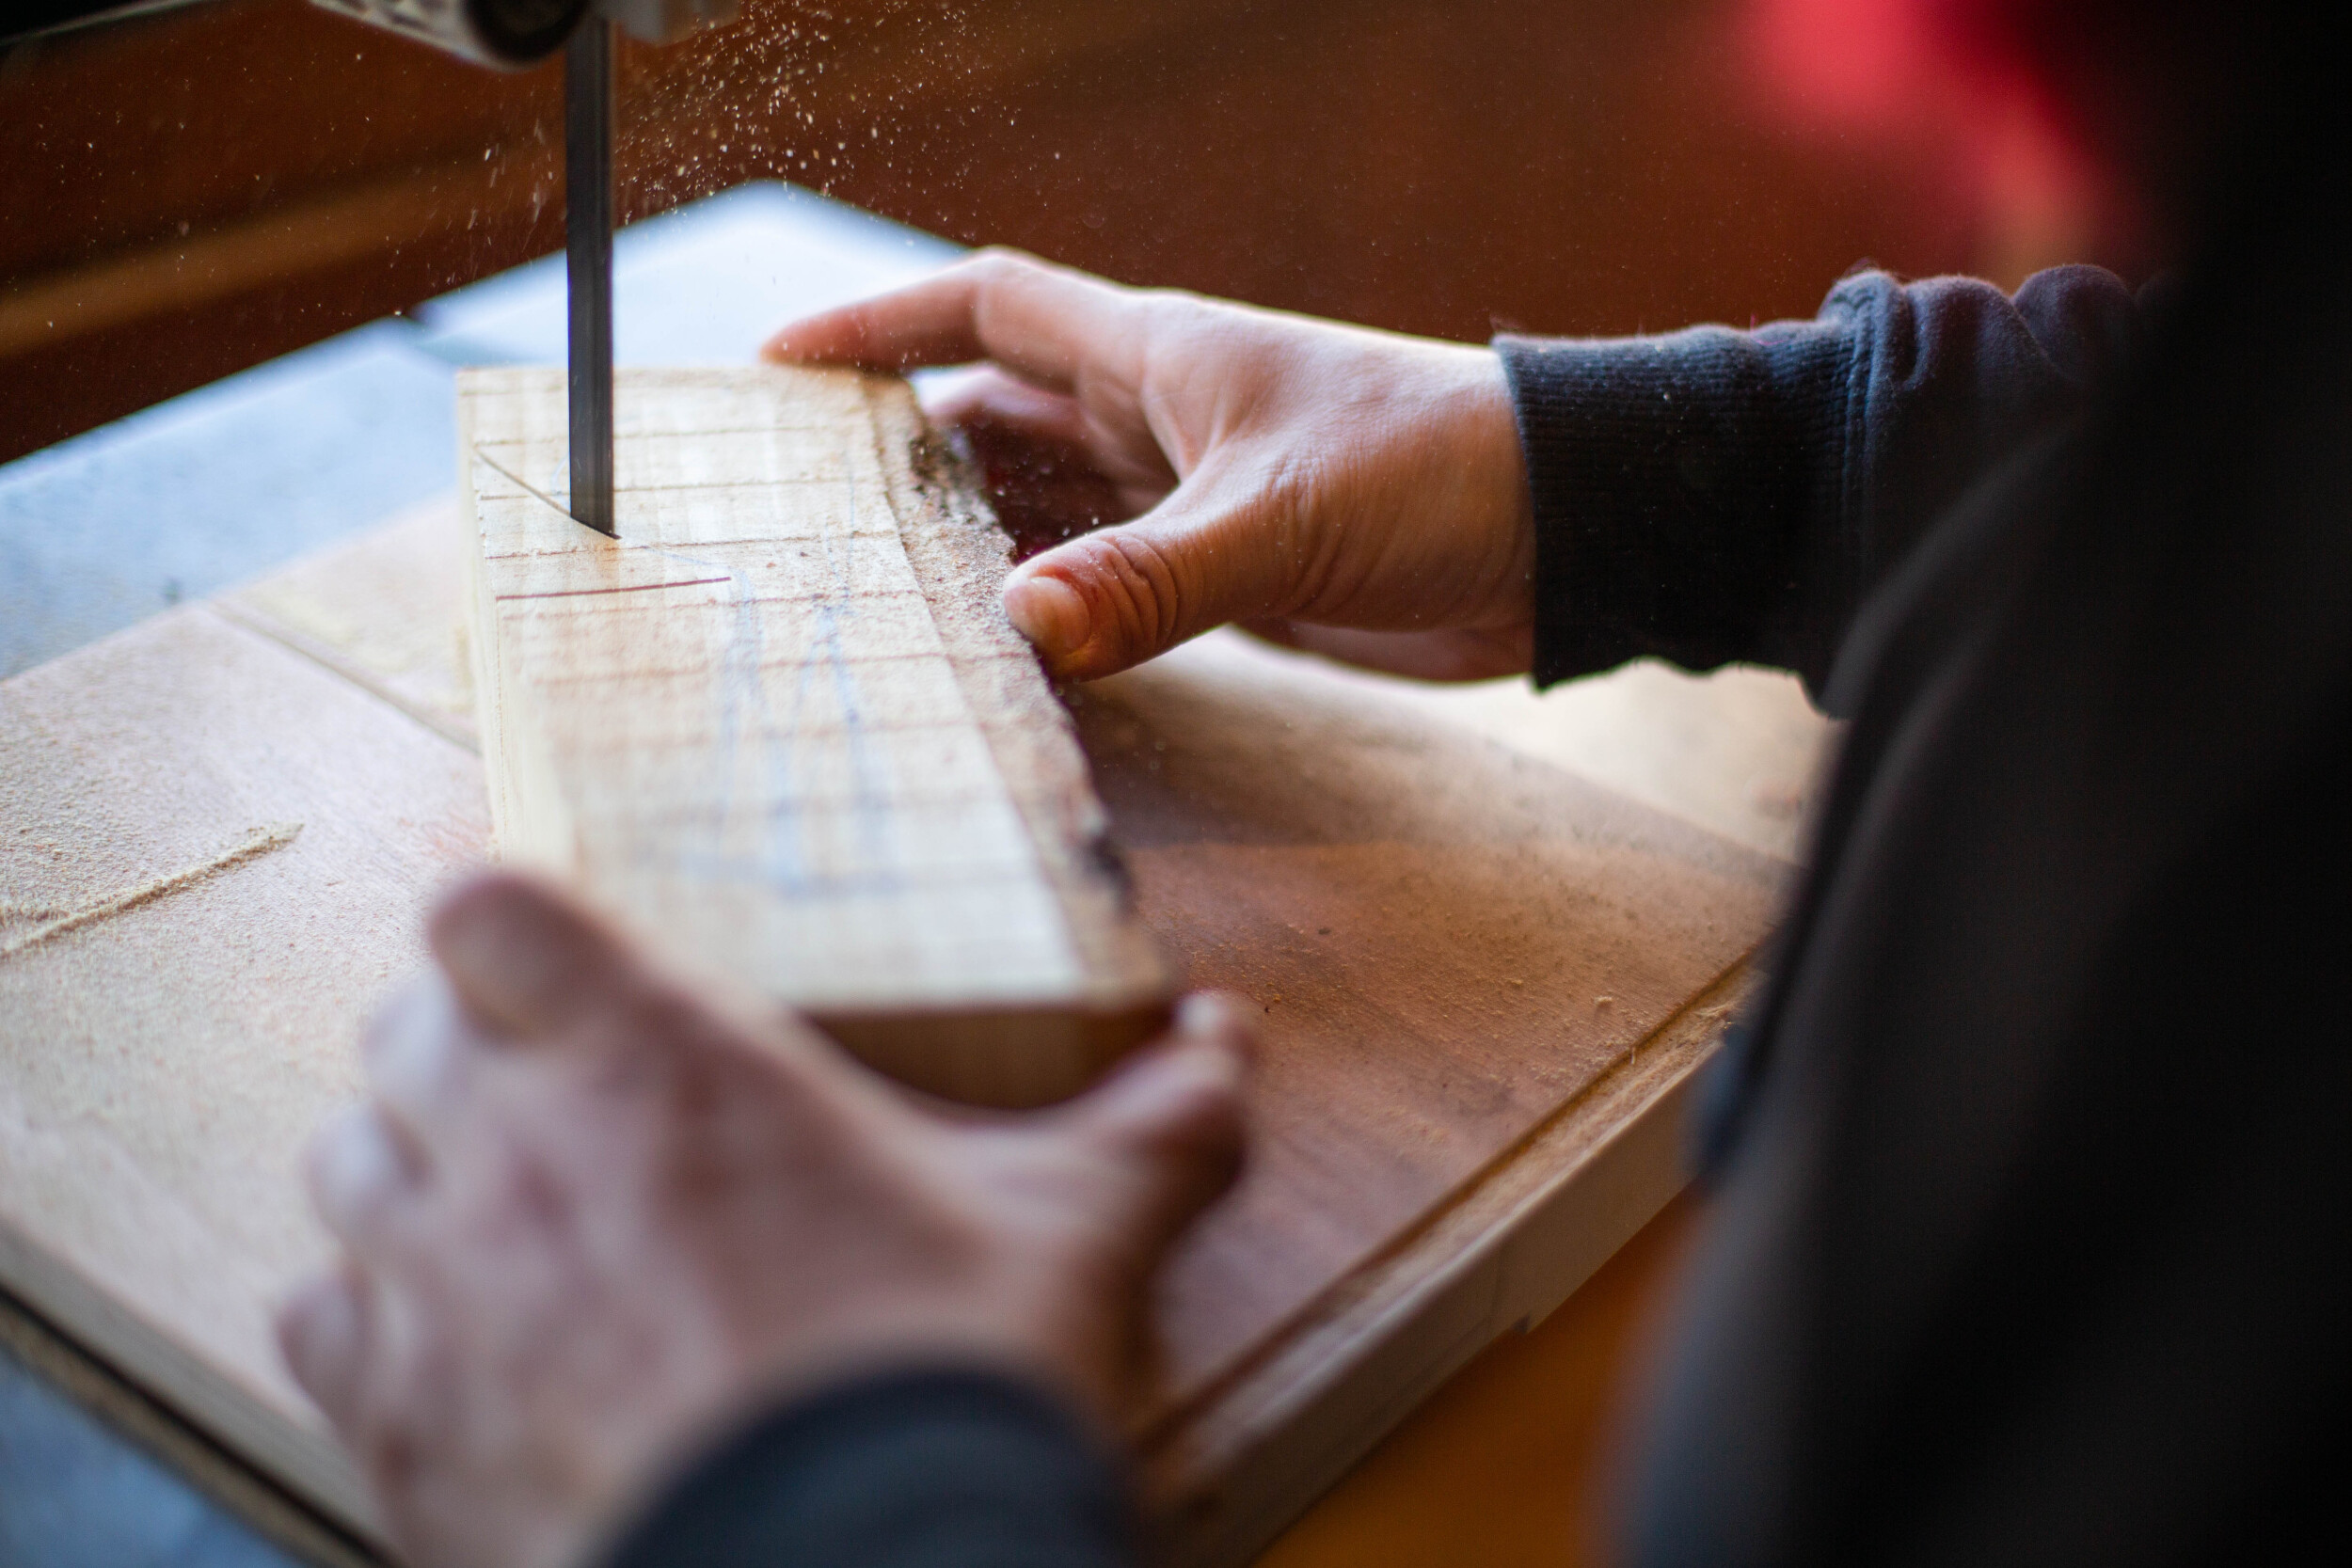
[765,249,1538,683]
[278,874,1249,1568]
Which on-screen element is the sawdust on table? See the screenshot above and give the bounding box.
[0,823,302,961]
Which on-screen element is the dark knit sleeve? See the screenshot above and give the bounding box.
[1496,264,2137,705]
[603,1369,1136,1568]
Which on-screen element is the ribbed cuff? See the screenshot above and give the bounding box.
[605,1368,1135,1568]
[1496,323,1851,687]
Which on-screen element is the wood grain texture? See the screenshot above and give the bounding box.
[2,500,1799,1560]
[1093,640,1780,1393]
[460,365,1171,1106]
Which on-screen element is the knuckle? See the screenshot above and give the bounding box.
[366,982,469,1105]
[966,247,1040,293]
[1252,447,1343,612]
[1084,530,1187,652]
[308,1106,422,1240]
[1131,293,1203,361]
[969,244,1029,270]
[358,998,406,1071]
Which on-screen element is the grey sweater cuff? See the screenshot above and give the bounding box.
[605,1368,1134,1568]
[1496,322,1852,689]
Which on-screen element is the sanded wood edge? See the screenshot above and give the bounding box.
[0,1283,384,1568]
[1142,961,1759,1568]
[859,378,1174,1021]
[456,384,509,845]
[0,1215,377,1541]
[456,375,575,876]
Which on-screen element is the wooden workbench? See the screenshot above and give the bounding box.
[0,499,1826,1565]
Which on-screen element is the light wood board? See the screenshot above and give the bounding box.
[0,602,484,1532]
[461,366,1169,1106]
[1,483,1811,1561]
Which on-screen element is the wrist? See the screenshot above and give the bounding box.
[1470,345,1538,624]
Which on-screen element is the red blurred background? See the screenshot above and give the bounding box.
[0,0,2125,466]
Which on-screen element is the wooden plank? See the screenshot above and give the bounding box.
[1,495,1804,1562]
[1148,966,1752,1565]
[460,366,1172,1107]
[1057,636,1782,1558]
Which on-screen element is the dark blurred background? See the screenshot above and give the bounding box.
[0,0,2097,467]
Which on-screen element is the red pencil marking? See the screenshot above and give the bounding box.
[496,576,731,603]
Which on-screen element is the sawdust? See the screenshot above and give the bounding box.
[0,896,72,922]
[0,823,302,962]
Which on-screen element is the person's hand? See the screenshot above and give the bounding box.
[764,249,1535,682]
[277,873,1248,1568]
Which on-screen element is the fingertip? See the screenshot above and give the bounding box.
[1158,993,1257,1145]
[1174,992,1259,1065]
[1069,1030,1248,1252]
[1086,1008,1249,1160]
[1003,568,1093,665]
[1160,1025,1250,1153]
[760,316,851,365]
[427,870,551,962]
[1174,990,1249,1037]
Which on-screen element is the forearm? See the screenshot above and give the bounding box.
[1499,265,2139,704]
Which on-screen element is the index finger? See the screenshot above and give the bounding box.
[760,249,1139,393]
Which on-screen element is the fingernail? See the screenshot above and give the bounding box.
[1176,993,1230,1035]
[1004,572,1091,660]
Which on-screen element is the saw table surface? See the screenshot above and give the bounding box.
[0,183,1832,1568]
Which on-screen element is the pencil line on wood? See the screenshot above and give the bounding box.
[520,645,956,687]
[480,533,897,561]
[473,425,848,442]
[205,601,481,753]
[469,449,572,522]
[493,479,855,496]
[493,576,733,602]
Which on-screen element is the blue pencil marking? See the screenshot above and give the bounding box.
[646,434,906,898]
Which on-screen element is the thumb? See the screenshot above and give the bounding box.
[1002,456,1311,679]
[1054,995,1251,1256]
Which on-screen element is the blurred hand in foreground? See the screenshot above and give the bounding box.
[278,873,1248,1568]
[764,250,1535,682]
